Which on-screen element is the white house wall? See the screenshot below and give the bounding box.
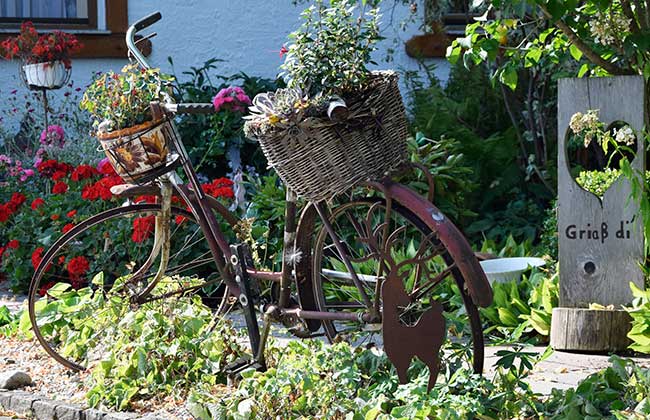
[0,0,450,131]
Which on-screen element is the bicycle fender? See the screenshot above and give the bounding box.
[294,203,323,332]
[378,181,493,308]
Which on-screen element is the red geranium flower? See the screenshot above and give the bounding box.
[0,204,11,222]
[58,255,66,265]
[71,164,99,181]
[31,247,44,269]
[38,281,56,297]
[31,198,45,210]
[62,223,75,234]
[52,170,67,181]
[10,192,26,207]
[66,209,77,218]
[0,246,5,262]
[175,215,186,225]
[201,178,235,199]
[6,240,19,249]
[67,256,89,277]
[52,181,68,194]
[132,215,155,243]
[51,214,60,221]
[97,158,117,176]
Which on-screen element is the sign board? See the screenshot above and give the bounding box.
[557,76,646,307]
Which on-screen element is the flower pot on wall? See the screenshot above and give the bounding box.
[405,33,450,58]
[22,60,69,89]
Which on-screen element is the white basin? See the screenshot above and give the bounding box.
[479,257,546,284]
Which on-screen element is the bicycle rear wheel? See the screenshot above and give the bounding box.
[28,203,229,371]
[311,198,484,376]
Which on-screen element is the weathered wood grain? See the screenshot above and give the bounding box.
[557,76,646,307]
[550,307,632,352]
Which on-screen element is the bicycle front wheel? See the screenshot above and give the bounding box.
[28,203,228,371]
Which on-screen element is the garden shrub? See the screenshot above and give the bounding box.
[84,283,244,410]
[169,57,277,180]
[482,269,558,343]
[0,157,234,293]
[407,63,551,245]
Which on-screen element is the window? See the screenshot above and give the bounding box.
[0,0,131,58]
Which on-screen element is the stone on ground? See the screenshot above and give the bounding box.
[0,370,32,390]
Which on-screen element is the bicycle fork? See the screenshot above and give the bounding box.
[131,179,173,300]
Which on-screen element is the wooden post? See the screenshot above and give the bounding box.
[551,76,646,352]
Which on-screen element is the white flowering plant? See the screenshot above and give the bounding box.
[569,109,637,158]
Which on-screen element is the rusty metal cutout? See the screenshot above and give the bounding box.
[376,215,446,391]
[382,278,444,390]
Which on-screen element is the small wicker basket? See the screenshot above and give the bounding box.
[98,119,175,183]
[254,71,409,202]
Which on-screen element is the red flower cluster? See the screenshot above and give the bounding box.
[37,159,73,178]
[0,239,20,264]
[81,175,122,201]
[132,216,155,243]
[67,255,89,278]
[31,198,45,210]
[0,22,82,68]
[0,192,27,223]
[31,247,44,269]
[62,223,75,234]
[201,178,235,199]
[71,165,99,181]
[52,181,68,194]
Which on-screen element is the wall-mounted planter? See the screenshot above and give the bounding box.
[405,33,450,58]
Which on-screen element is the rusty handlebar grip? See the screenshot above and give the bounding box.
[134,11,161,31]
[176,103,215,114]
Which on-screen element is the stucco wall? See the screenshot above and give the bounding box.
[0,0,450,130]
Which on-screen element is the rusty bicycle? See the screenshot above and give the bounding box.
[28,12,493,388]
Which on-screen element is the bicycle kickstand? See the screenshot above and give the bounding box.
[224,243,268,382]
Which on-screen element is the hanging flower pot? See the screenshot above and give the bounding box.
[0,22,82,90]
[22,60,68,89]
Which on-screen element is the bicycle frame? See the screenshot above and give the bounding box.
[125,11,492,369]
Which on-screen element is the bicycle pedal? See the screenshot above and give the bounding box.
[225,356,266,385]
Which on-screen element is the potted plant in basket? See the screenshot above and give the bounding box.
[243,0,409,202]
[0,21,82,89]
[79,63,174,182]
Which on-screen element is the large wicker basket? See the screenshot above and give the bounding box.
[255,71,409,202]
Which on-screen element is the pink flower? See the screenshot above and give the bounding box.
[97,157,113,175]
[212,86,251,113]
[279,45,288,57]
[39,125,65,147]
[19,168,34,182]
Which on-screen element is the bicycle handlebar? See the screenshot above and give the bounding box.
[126,12,162,69]
[165,103,216,114]
[134,11,161,31]
[127,13,217,115]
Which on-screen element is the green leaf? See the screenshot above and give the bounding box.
[570,44,583,61]
[499,67,518,91]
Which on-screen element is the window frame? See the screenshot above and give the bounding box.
[0,0,130,59]
[0,0,99,30]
